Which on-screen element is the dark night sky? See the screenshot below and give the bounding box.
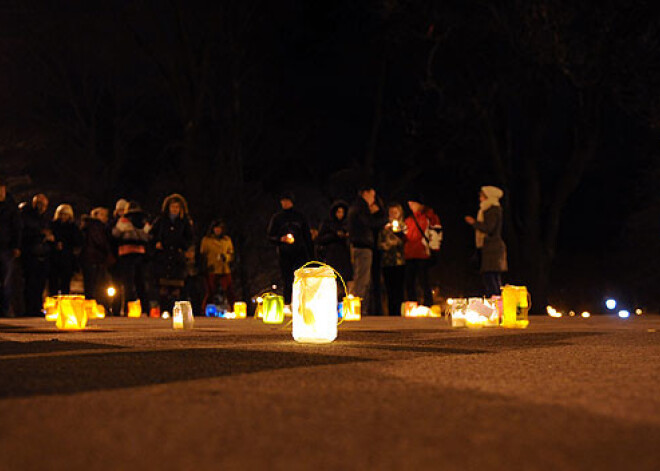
[1,0,659,309]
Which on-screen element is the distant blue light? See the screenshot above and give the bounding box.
[618,310,630,319]
[205,304,219,317]
[605,299,617,310]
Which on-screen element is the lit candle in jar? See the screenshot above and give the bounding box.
[285,233,295,244]
[391,220,400,232]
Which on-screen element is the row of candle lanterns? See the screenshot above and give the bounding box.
[43,269,531,341]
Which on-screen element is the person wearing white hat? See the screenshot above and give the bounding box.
[464,186,508,296]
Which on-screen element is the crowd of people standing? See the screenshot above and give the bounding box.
[0,175,508,317]
[268,184,508,315]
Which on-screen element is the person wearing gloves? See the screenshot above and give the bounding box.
[464,185,508,297]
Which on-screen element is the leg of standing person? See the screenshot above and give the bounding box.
[420,259,433,306]
[382,266,396,316]
[0,250,15,316]
[405,260,418,302]
[23,256,48,316]
[383,265,405,316]
[370,248,383,315]
[351,247,373,314]
[203,273,218,309]
[279,257,295,305]
[482,272,501,297]
[48,259,60,296]
[219,274,235,306]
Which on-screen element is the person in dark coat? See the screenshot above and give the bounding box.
[112,201,151,315]
[20,194,53,316]
[0,179,21,317]
[81,207,113,306]
[317,200,353,289]
[150,193,194,313]
[266,192,313,304]
[465,186,508,297]
[347,186,387,314]
[48,204,83,295]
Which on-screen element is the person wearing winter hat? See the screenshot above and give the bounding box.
[464,185,508,297]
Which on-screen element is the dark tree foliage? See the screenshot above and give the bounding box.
[0,0,658,309]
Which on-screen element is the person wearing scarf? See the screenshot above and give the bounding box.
[464,186,508,297]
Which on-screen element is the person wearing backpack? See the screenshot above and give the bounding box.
[404,194,441,307]
[464,186,508,297]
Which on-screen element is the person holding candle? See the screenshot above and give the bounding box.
[347,186,387,315]
[464,185,508,297]
[267,192,313,305]
[378,202,407,316]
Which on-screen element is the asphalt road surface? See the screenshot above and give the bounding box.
[1,315,659,470]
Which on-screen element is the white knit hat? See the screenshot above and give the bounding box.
[481,186,503,201]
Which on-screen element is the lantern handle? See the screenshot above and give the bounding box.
[297,260,350,326]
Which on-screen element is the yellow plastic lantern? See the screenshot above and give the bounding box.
[233,301,247,319]
[262,293,285,324]
[254,297,264,319]
[56,296,88,330]
[501,285,530,329]
[127,300,142,318]
[173,301,194,329]
[292,264,338,344]
[43,296,59,321]
[401,301,418,317]
[342,295,361,321]
[430,305,443,318]
[83,299,105,320]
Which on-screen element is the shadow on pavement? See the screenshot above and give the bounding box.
[0,340,122,356]
[0,348,373,399]
[344,331,603,354]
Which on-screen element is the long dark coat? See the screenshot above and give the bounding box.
[317,201,353,282]
[472,206,508,273]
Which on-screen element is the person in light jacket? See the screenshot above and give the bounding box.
[464,185,508,297]
[200,220,235,308]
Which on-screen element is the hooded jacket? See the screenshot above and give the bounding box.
[317,200,353,281]
[151,194,194,281]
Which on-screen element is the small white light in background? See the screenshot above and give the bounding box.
[581,312,591,318]
[618,310,630,319]
[605,299,617,310]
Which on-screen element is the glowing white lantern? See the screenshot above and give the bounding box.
[605,299,617,310]
[342,295,361,321]
[292,265,338,344]
[618,310,630,319]
[546,306,562,318]
[173,301,194,329]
